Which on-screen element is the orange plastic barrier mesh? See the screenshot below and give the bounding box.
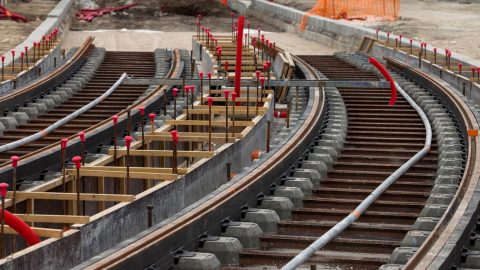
[300,0,399,31]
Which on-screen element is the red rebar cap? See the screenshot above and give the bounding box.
[79,131,86,143]
[0,183,9,198]
[138,106,145,116]
[207,72,212,79]
[21,52,24,57]
[260,77,265,86]
[61,138,68,149]
[231,92,237,102]
[472,67,476,74]
[274,111,288,118]
[10,156,20,168]
[225,61,229,70]
[1,56,4,62]
[224,90,230,99]
[434,48,437,52]
[477,67,480,72]
[261,35,265,42]
[42,35,45,41]
[399,34,402,39]
[184,86,190,93]
[387,32,390,36]
[256,70,261,79]
[263,63,268,71]
[72,156,82,170]
[112,115,118,125]
[459,63,463,69]
[266,61,271,68]
[124,136,133,148]
[11,50,15,56]
[149,113,156,122]
[24,46,28,52]
[173,88,178,97]
[199,72,204,78]
[208,97,214,106]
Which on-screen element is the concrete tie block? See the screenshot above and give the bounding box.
[434,175,460,185]
[438,158,462,168]
[46,94,62,105]
[242,209,280,233]
[400,230,429,247]
[426,193,454,205]
[439,151,463,160]
[8,112,29,125]
[420,204,448,218]
[308,153,334,169]
[464,250,480,268]
[431,184,458,195]
[222,222,263,248]
[437,166,463,177]
[302,160,328,178]
[18,106,39,119]
[389,247,418,264]
[312,146,337,160]
[37,98,56,110]
[439,144,463,153]
[29,103,47,115]
[412,217,440,231]
[0,117,18,130]
[293,169,322,186]
[379,264,403,270]
[260,196,294,219]
[198,237,242,266]
[274,187,304,208]
[284,178,313,196]
[173,252,220,270]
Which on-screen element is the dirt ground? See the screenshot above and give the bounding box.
[66,1,335,54]
[0,0,58,56]
[274,0,480,60]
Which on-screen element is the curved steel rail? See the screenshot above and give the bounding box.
[282,80,433,270]
[0,37,95,112]
[386,57,480,270]
[0,49,181,184]
[83,54,325,270]
[0,73,127,153]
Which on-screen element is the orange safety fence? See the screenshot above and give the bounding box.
[300,0,399,31]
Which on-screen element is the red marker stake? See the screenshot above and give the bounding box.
[234,16,245,97]
[231,92,237,137]
[138,106,145,149]
[72,156,82,215]
[171,130,178,174]
[79,131,86,166]
[208,97,213,151]
[124,136,133,194]
[113,115,119,166]
[0,182,8,258]
[149,113,156,135]
[224,90,230,143]
[11,50,15,75]
[60,138,68,218]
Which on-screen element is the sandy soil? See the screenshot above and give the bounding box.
[63,29,335,55]
[0,0,58,55]
[273,0,480,60]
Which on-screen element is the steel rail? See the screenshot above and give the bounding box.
[83,54,325,270]
[0,73,127,153]
[0,37,95,109]
[384,58,480,270]
[0,50,180,183]
[281,79,432,270]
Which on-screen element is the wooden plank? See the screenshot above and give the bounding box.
[8,191,135,202]
[3,225,64,238]
[209,89,274,95]
[197,96,271,103]
[111,149,215,158]
[166,120,255,127]
[15,214,90,224]
[144,134,237,143]
[79,166,186,174]
[66,166,182,180]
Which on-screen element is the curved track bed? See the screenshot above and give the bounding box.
[0,51,155,163]
[231,86,437,269]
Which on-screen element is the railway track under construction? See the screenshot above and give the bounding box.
[0,26,479,270]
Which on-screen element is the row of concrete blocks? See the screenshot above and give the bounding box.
[154,48,173,79]
[335,53,465,269]
[170,79,350,270]
[0,48,107,136]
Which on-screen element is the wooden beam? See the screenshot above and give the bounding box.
[196,97,271,103]
[110,149,215,158]
[8,191,135,202]
[166,120,254,127]
[144,134,237,143]
[209,89,274,95]
[66,167,182,180]
[3,225,64,238]
[15,214,90,224]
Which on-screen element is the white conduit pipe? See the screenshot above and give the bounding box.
[0,73,127,153]
[282,81,432,270]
